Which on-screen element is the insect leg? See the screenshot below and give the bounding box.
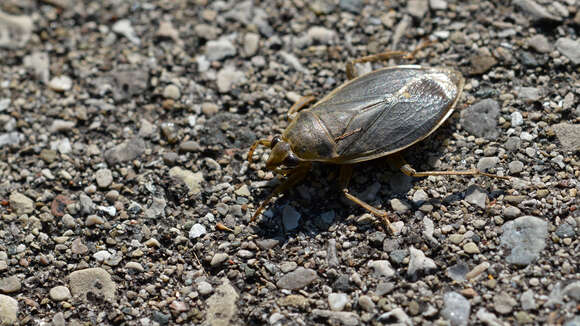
[339,165,397,233]
[251,162,312,222]
[287,95,316,121]
[389,154,510,180]
[346,51,410,80]
[247,139,272,163]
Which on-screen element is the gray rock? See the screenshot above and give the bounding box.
[277,268,318,290]
[378,308,412,326]
[477,157,499,171]
[23,52,50,83]
[503,206,521,219]
[528,35,552,53]
[0,11,33,48]
[390,198,410,213]
[0,294,18,325]
[516,87,543,102]
[68,267,116,301]
[210,253,228,267]
[407,247,436,277]
[430,0,447,10]
[493,292,517,314]
[564,316,580,326]
[412,189,429,204]
[513,0,561,22]
[282,205,301,231]
[206,38,236,61]
[9,192,34,215]
[312,309,360,326]
[328,293,348,311]
[556,38,580,65]
[49,286,71,301]
[48,76,73,92]
[551,123,580,151]
[368,260,395,278]
[442,292,470,326]
[460,99,500,139]
[476,308,507,326]
[504,137,521,151]
[0,132,24,147]
[0,276,21,294]
[197,281,213,296]
[243,33,260,57]
[508,161,524,174]
[112,19,140,45]
[163,84,181,99]
[104,138,146,165]
[144,197,166,219]
[520,290,536,310]
[109,70,149,102]
[500,216,547,265]
[189,223,207,239]
[50,119,76,133]
[95,168,113,188]
[407,0,429,19]
[555,223,575,238]
[447,262,469,282]
[327,239,339,267]
[465,185,487,209]
[169,167,204,195]
[339,0,363,13]
[510,112,523,126]
[216,65,246,93]
[358,295,375,312]
[204,279,239,326]
[52,311,66,326]
[307,26,336,44]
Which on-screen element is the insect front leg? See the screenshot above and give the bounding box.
[287,95,316,121]
[339,165,397,233]
[247,139,272,164]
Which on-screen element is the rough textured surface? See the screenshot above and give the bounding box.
[0,0,578,325]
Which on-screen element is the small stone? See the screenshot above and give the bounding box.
[551,123,580,151]
[307,26,336,44]
[282,205,301,231]
[216,66,246,93]
[503,206,521,219]
[277,268,318,290]
[0,11,33,48]
[429,0,447,10]
[368,260,395,278]
[513,0,562,22]
[508,161,524,174]
[468,54,497,75]
[556,37,580,65]
[197,281,213,295]
[125,262,144,272]
[442,292,471,326]
[477,157,499,171]
[95,168,113,188]
[528,35,552,53]
[447,262,469,282]
[516,86,542,102]
[206,38,236,61]
[112,19,140,44]
[476,308,504,326]
[494,292,517,314]
[0,276,21,294]
[104,138,146,165]
[280,261,298,273]
[93,250,112,263]
[555,223,575,238]
[0,132,24,147]
[412,189,429,204]
[408,247,436,278]
[0,294,18,325]
[279,295,308,309]
[465,185,487,209]
[521,290,536,310]
[50,119,75,133]
[510,111,523,127]
[463,242,480,254]
[163,84,180,99]
[460,99,500,139]
[48,76,72,92]
[9,192,34,215]
[210,253,228,267]
[189,223,207,239]
[49,286,71,301]
[390,198,410,213]
[71,238,88,255]
[85,215,105,226]
[500,216,547,265]
[407,0,428,19]
[358,295,375,312]
[339,0,364,13]
[234,185,251,197]
[169,167,204,195]
[378,308,412,325]
[243,33,259,57]
[328,293,348,311]
[68,268,116,301]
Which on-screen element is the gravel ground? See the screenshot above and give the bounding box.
[0,0,579,325]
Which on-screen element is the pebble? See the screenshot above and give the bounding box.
[477,157,499,171]
[358,295,375,312]
[551,123,580,151]
[197,281,213,295]
[508,161,524,174]
[280,261,297,273]
[430,0,447,10]
[169,167,204,195]
[93,250,112,263]
[468,54,497,75]
[510,111,523,126]
[0,132,24,147]
[412,189,429,204]
[378,308,412,325]
[205,38,236,61]
[216,65,246,93]
[0,294,18,325]
[112,19,140,45]
[460,99,500,139]
[156,20,181,44]
[503,206,521,219]
[555,223,575,238]
[465,185,487,209]
[0,11,33,48]
[163,84,181,99]
[49,286,71,301]
[9,191,34,215]
[528,35,552,53]
[368,260,395,278]
[312,309,359,326]
[407,247,436,277]
[390,198,410,213]
[463,242,480,254]
[243,33,260,57]
[104,138,146,165]
[210,253,228,267]
[442,292,471,326]
[71,238,88,255]
[205,280,239,326]
[520,290,536,310]
[516,86,542,102]
[48,76,72,92]
[407,0,429,19]
[513,0,561,22]
[282,205,301,231]
[476,308,505,326]
[68,268,116,301]
[95,168,113,188]
[277,268,318,290]
[125,262,144,272]
[328,293,348,311]
[447,262,469,282]
[555,38,580,65]
[0,276,21,294]
[189,223,207,239]
[339,0,363,13]
[493,292,517,314]
[85,215,105,226]
[307,26,336,44]
[500,216,547,265]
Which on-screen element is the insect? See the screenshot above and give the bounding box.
[247,47,508,230]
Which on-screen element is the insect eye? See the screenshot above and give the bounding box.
[283,153,299,167]
[271,136,282,148]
